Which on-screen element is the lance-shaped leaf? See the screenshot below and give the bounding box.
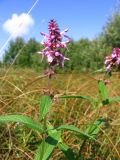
[98,81,108,101]
[86,118,105,138]
[47,122,73,159]
[108,96,120,104]
[47,123,75,160]
[0,115,43,133]
[92,68,104,73]
[58,142,75,160]
[56,125,96,141]
[59,95,95,104]
[40,96,52,120]
[35,131,61,160]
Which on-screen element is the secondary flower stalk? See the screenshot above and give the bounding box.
[105,48,120,73]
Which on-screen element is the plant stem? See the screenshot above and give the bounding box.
[43,116,47,131]
[43,115,47,139]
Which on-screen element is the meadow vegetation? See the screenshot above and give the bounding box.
[0,69,120,160]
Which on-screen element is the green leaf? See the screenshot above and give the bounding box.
[58,142,75,160]
[40,96,52,120]
[102,99,110,105]
[109,96,120,104]
[35,131,61,160]
[47,122,61,137]
[86,118,105,138]
[56,125,96,141]
[102,96,120,105]
[98,81,108,100]
[59,95,95,104]
[0,115,43,133]
[92,68,104,73]
[46,123,75,160]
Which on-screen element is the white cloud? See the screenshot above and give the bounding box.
[3,13,34,38]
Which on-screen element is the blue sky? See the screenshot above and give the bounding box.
[0,0,118,59]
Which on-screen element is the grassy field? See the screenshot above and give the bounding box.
[0,68,120,160]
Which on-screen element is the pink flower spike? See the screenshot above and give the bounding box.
[37,51,42,54]
[117,57,120,65]
[63,34,72,41]
[61,56,69,67]
[105,48,120,73]
[39,19,71,67]
[55,52,60,56]
[106,64,112,72]
[105,57,111,65]
[56,43,61,48]
[47,54,54,63]
[60,28,69,35]
[64,57,70,61]
[40,32,49,38]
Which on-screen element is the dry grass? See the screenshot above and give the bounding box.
[0,68,120,160]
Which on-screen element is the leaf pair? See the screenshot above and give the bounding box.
[0,95,105,160]
[35,131,61,160]
[35,123,75,160]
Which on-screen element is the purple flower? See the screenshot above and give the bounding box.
[105,48,120,72]
[38,19,72,67]
[117,57,120,65]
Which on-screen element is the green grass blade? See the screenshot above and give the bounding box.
[0,115,43,133]
[40,96,52,120]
